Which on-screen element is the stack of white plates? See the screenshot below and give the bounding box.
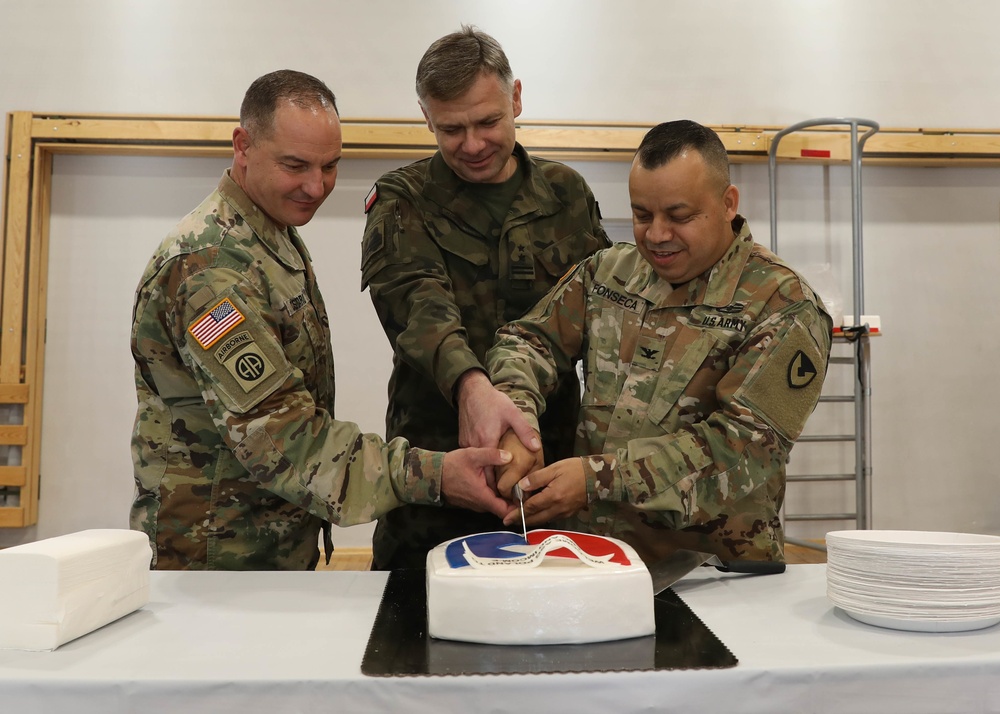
[826,530,1000,632]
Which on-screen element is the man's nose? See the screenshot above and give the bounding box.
[646,217,673,242]
[462,129,487,155]
[301,168,325,198]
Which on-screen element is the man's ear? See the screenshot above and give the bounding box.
[723,183,740,220]
[232,127,251,168]
[420,103,434,133]
[511,79,523,119]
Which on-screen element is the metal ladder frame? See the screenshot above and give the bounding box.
[768,118,879,543]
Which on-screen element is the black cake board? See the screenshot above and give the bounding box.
[361,569,737,677]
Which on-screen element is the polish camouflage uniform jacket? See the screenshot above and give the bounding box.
[130,171,446,571]
[485,216,833,564]
[361,144,610,568]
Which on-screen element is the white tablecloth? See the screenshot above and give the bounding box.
[0,564,998,713]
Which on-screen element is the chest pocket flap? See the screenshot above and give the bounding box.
[434,226,489,267]
[646,330,721,426]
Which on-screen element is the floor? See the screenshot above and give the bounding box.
[318,542,827,571]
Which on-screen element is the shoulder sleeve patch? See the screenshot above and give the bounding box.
[361,199,403,288]
[184,289,292,414]
[734,313,828,442]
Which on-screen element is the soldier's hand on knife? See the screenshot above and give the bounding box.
[442,447,514,519]
[501,457,587,527]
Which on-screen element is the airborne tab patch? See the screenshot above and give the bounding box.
[189,297,245,349]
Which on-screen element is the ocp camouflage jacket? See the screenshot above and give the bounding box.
[130,172,444,570]
[486,217,833,564]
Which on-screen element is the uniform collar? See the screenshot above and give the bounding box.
[627,215,753,307]
[421,143,562,238]
[217,170,305,271]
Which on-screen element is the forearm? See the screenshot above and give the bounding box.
[231,400,445,526]
[486,264,590,425]
[580,414,788,529]
[367,261,481,404]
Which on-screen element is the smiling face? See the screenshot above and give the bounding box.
[231,99,343,229]
[628,150,739,285]
[420,71,522,184]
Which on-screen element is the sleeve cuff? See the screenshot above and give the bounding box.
[401,447,446,506]
[436,335,484,405]
[580,453,624,503]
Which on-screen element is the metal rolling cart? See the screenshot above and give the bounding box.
[768,118,879,549]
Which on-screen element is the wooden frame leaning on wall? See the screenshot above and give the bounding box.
[3,111,1000,528]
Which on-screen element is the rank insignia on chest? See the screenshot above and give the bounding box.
[632,335,665,371]
[188,297,245,349]
[364,184,379,214]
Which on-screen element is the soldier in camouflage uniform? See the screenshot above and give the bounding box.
[131,70,511,571]
[488,120,833,565]
[361,27,611,570]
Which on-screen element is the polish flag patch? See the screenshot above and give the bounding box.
[364,184,379,213]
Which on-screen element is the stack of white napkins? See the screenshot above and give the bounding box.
[0,529,152,651]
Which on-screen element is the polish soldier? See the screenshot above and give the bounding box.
[361,27,611,570]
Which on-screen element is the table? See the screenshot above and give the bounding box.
[0,564,998,713]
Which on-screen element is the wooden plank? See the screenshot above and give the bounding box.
[33,142,235,159]
[0,466,26,487]
[0,425,27,445]
[772,130,1000,164]
[23,114,1000,164]
[0,506,25,528]
[0,383,29,403]
[20,145,52,526]
[32,116,236,143]
[1,112,32,384]
[0,113,9,303]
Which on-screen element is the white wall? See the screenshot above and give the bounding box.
[2,0,999,548]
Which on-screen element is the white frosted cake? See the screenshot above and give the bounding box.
[426,529,655,645]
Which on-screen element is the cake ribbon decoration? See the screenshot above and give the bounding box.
[462,533,615,570]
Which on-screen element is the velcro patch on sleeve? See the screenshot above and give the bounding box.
[185,292,292,414]
[735,317,827,442]
[188,297,245,349]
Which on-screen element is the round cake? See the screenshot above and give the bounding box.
[426,529,655,645]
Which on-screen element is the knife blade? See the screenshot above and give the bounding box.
[512,483,528,542]
[649,549,786,594]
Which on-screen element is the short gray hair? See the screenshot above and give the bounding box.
[416,26,513,102]
[240,69,338,142]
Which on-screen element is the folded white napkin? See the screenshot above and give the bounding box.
[0,529,152,651]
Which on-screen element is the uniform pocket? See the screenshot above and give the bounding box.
[537,229,602,278]
[582,307,625,407]
[646,331,722,427]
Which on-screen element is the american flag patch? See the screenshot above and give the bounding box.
[188,297,245,349]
